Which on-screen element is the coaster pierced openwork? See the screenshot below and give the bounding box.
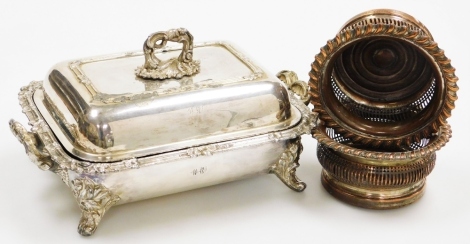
[308,9,458,209]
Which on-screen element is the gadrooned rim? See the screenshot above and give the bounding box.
[313,123,451,161]
[309,17,458,148]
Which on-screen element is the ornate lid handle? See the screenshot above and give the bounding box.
[135,28,200,80]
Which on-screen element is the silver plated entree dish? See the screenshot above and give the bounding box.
[10,28,317,236]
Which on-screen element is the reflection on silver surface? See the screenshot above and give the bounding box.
[37,42,299,162]
[10,27,318,236]
[12,79,315,236]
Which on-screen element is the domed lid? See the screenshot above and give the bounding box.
[34,29,302,162]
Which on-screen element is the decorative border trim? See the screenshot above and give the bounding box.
[16,81,315,175]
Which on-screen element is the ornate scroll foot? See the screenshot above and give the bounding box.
[71,177,120,236]
[270,137,306,192]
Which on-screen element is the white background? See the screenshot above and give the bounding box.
[1,0,469,243]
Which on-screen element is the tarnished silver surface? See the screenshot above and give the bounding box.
[10,80,316,236]
[38,41,300,162]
